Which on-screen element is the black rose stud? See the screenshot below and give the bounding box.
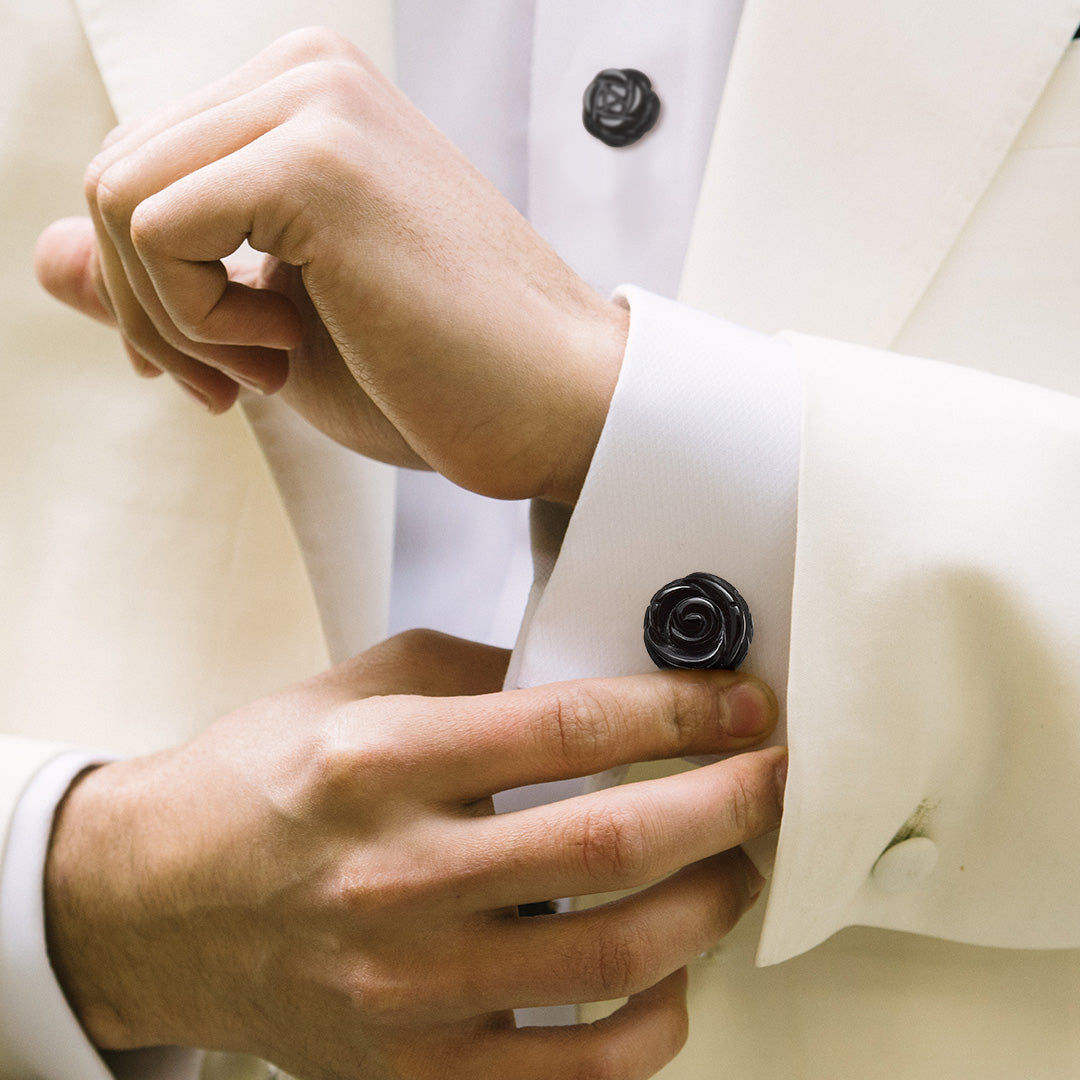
[643,573,753,671]
[583,68,661,148]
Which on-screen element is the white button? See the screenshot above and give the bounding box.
[871,836,939,894]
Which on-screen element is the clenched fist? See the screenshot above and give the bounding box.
[36,28,628,504]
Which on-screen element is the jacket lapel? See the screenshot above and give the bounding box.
[70,0,399,663]
[680,0,1080,347]
[73,0,394,119]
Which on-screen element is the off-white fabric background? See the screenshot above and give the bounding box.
[2,2,1080,1079]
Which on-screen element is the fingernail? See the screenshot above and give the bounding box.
[232,371,274,395]
[744,860,766,901]
[724,681,775,738]
[122,341,156,378]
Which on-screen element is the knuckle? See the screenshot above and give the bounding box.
[542,684,618,771]
[280,25,363,66]
[352,951,463,1026]
[90,164,133,227]
[722,764,759,839]
[303,707,398,804]
[588,918,653,998]
[647,676,706,753]
[665,674,722,747]
[83,153,111,206]
[572,803,648,882]
[318,57,376,102]
[298,113,362,171]
[282,53,365,107]
[383,628,451,663]
[324,861,399,920]
[338,962,415,1024]
[323,851,447,931]
[127,198,166,255]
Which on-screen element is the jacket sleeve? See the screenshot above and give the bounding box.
[507,285,1080,966]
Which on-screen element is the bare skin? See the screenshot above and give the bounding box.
[46,631,785,1080]
[35,27,629,505]
[33,31,790,1080]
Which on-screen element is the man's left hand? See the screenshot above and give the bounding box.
[35,27,628,505]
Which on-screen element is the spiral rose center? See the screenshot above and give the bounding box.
[671,597,722,645]
[643,572,753,671]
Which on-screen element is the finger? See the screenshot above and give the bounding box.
[283,632,512,711]
[90,169,294,401]
[464,849,760,1013]
[82,33,370,385]
[121,340,162,380]
[94,26,369,170]
[121,115,336,354]
[33,218,166,380]
[84,174,247,408]
[87,102,304,405]
[456,746,786,906]
[81,30,379,407]
[92,85,303,343]
[483,968,689,1080]
[34,217,116,326]
[387,668,778,801]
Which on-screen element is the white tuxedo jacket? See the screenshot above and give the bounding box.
[2,1,1080,1077]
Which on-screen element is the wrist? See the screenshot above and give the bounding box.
[44,760,170,1050]
[542,295,628,506]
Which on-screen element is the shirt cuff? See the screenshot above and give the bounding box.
[505,283,801,853]
[0,751,200,1080]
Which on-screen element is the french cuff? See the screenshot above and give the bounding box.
[0,747,202,1080]
[504,283,801,934]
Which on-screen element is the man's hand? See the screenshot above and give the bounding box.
[45,630,784,1080]
[34,28,628,505]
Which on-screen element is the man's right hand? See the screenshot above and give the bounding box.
[44,630,785,1080]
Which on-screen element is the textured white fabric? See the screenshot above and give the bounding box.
[763,334,1080,960]
[10,2,1080,1078]
[1,1,771,1070]
[388,0,750,648]
[0,753,119,1080]
[508,286,799,708]
[506,286,799,889]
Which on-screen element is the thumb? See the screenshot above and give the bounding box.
[34,216,115,326]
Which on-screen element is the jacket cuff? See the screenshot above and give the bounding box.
[758,334,1080,964]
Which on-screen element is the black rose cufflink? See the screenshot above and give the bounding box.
[644,573,753,671]
[583,68,661,147]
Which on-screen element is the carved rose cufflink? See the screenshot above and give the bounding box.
[644,572,753,671]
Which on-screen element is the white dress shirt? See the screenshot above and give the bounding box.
[389,0,787,656]
[0,2,804,1074]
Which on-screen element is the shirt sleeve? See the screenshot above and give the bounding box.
[504,282,800,860]
[506,284,801,704]
[507,284,1080,966]
[0,748,201,1080]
